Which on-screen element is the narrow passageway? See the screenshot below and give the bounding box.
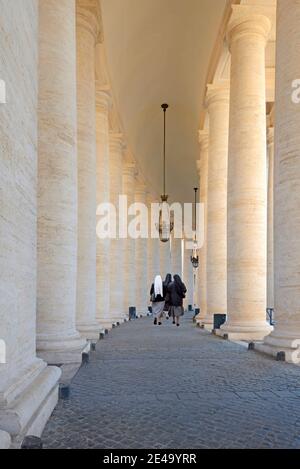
[42,314,300,449]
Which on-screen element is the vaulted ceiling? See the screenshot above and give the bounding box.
[101,0,228,203]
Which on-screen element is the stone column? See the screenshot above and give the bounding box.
[256,0,300,362]
[193,269,199,309]
[135,182,149,316]
[0,0,61,439]
[196,131,209,324]
[193,173,201,311]
[160,241,172,279]
[202,84,229,330]
[267,127,274,310]
[123,162,137,317]
[219,11,272,340]
[171,235,182,277]
[76,0,102,340]
[183,241,194,309]
[37,0,86,364]
[109,132,125,324]
[147,194,160,295]
[96,86,112,329]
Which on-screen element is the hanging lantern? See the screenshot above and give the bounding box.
[190,187,199,269]
[190,243,199,269]
[158,195,174,243]
[157,103,174,243]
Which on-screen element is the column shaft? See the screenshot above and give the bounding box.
[0,0,60,438]
[76,0,101,339]
[135,183,149,316]
[160,241,172,279]
[203,85,229,329]
[96,87,111,329]
[109,133,125,323]
[197,131,209,323]
[220,11,272,340]
[171,235,182,277]
[37,0,86,363]
[257,0,300,361]
[183,241,194,309]
[123,163,137,316]
[267,127,274,309]
[147,196,161,290]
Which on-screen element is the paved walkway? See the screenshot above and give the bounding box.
[42,313,300,449]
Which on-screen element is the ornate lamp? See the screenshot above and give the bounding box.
[157,103,174,243]
[190,187,199,269]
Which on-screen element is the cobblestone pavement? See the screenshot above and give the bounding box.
[42,313,300,449]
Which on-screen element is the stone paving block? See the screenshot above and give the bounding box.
[42,313,300,449]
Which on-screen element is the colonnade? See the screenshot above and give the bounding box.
[2,0,300,450]
[197,0,300,362]
[0,0,193,446]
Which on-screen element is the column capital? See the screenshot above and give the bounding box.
[76,0,103,44]
[95,85,112,113]
[198,129,209,151]
[205,83,230,108]
[227,13,271,49]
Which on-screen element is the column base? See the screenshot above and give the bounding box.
[0,430,11,449]
[254,329,300,364]
[37,332,87,366]
[216,321,273,341]
[195,314,205,323]
[98,319,114,330]
[198,315,214,331]
[110,313,127,323]
[97,314,126,330]
[0,359,61,442]
[136,307,150,318]
[77,321,103,341]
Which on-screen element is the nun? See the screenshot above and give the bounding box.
[150,275,167,325]
[163,273,172,319]
[168,274,187,327]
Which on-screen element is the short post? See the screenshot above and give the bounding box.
[129,306,137,320]
[21,436,43,449]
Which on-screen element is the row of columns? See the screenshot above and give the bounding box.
[37,0,160,370]
[17,0,174,372]
[197,0,300,362]
[198,8,273,340]
[2,0,186,441]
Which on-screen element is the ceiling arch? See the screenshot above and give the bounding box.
[101,0,228,202]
